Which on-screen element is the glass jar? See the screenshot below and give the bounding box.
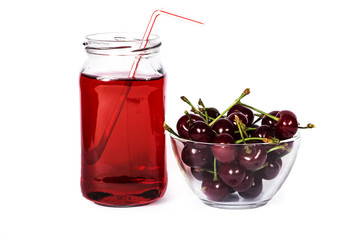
[80,32,167,206]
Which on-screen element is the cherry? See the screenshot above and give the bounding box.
[247,124,259,137]
[261,110,279,127]
[252,125,275,139]
[201,107,220,119]
[258,159,282,180]
[176,114,205,139]
[181,143,213,168]
[211,118,235,136]
[237,105,300,141]
[201,178,230,201]
[232,170,254,192]
[237,145,267,171]
[238,177,263,198]
[274,110,298,140]
[227,104,254,126]
[191,168,213,181]
[188,121,214,143]
[211,133,237,163]
[218,162,246,186]
[227,112,248,131]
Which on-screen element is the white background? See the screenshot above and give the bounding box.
[1,0,360,239]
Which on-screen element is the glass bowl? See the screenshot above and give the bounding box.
[170,133,300,209]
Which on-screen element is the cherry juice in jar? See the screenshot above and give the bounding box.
[80,33,167,206]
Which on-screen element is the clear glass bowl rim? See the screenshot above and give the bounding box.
[169,132,300,146]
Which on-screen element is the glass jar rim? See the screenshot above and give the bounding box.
[85,32,160,43]
[83,32,161,55]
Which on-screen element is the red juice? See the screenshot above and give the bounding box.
[80,73,167,206]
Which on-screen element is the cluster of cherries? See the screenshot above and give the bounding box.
[165,89,313,202]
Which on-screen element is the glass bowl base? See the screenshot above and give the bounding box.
[201,199,270,209]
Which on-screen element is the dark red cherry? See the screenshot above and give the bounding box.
[252,125,275,139]
[176,114,205,139]
[261,110,279,127]
[227,112,248,131]
[274,110,298,140]
[247,124,259,137]
[218,162,246,186]
[238,177,263,198]
[238,145,267,171]
[191,168,213,181]
[201,107,220,119]
[201,178,230,201]
[232,171,254,192]
[181,143,213,168]
[227,104,254,126]
[258,159,282,180]
[211,133,237,163]
[188,121,214,143]
[211,118,234,136]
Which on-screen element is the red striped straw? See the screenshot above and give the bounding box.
[128,9,204,78]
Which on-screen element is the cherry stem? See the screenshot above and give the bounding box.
[239,102,279,122]
[184,110,193,124]
[213,157,218,181]
[267,144,287,153]
[298,123,316,129]
[181,96,215,121]
[163,122,180,138]
[198,98,208,123]
[198,108,215,121]
[235,127,256,133]
[252,162,269,172]
[209,88,250,126]
[194,168,215,174]
[181,96,200,115]
[235,115,246,143]
[235,137,279,144]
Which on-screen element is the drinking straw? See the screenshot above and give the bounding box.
[128,9,204,78]
[85,9,203,163]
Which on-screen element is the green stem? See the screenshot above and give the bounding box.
[267,145,284,153]
[209,88,250,126]
[245,127,257,131]
[239,102,279,122]
[198,98,208,124]
[163,122,180,138]
[213,157,218,181]
[235,137,278,144]
[181,96,216,121]
[267,143,291,154]
[184,110,193,124]
[236,137,262,144]
[235,115,246,144]
[193,168,215,174]
[181,96,200,115]
[252,162,269,172]
[298,123,316,129]
[195,109,215,121]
